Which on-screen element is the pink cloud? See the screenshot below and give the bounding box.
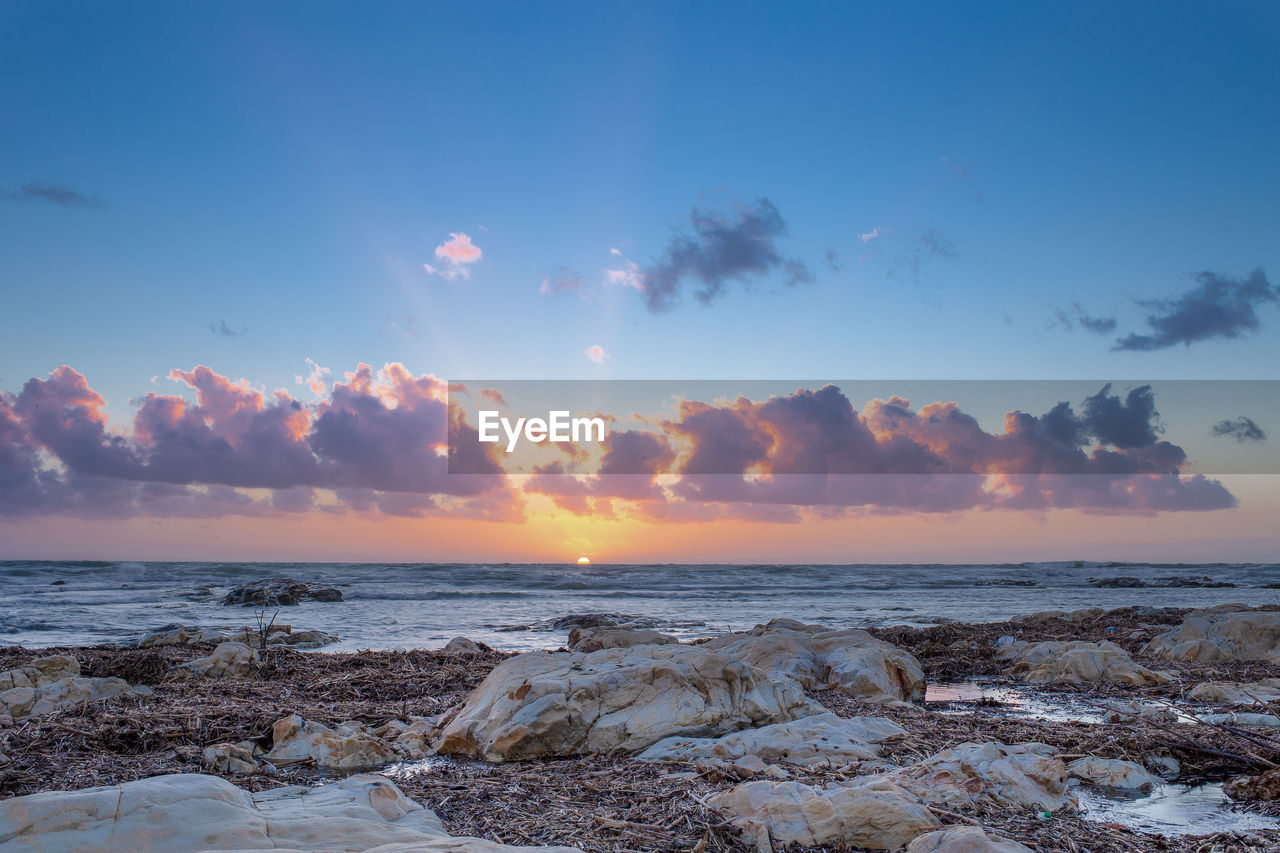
[584,345,607,364]
[604,262,644,290]
[425,232,483,280]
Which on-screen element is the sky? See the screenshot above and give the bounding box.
[1,2,1278,562]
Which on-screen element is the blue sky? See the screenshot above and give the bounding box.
[3,0,1279,415]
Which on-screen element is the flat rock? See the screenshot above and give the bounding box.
[180,642,260,679]
[708,779,940,851]
[567,627,679,652]
[436,643,816,761]
[701,618,926,703]
[637,711,906,768]
[1066,757,1160,792]
[907,826,1034,852]
[1143,611,1280,662]
[222,577,344,606]
[0,772,581,852]
[1188,678,1280,706]
[875,741,1074,811]
[135,623,339,649]
[1201,712,1280,728]
[996,640,1170,686]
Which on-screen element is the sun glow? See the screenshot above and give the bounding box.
[577,556,591,565]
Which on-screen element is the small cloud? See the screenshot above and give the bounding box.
[1052,303,1117,335]
[1211,416,1267,444]
[207,320,246,338]
[584,345,607,364]
[1112,269,1276,351]
[479,388,508,407]
[859,226,884,243]
[824,249,841,273]
[425,232,483,280]
[610,247,622,256]
[919,228,958,260]
[297,358,330,396]
[0,181,106,208]
[604,261,645,291]
[540,266,584,296]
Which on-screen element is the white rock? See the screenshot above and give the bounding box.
[0,656,150,721]
[708,779,940,851]
[180,642,260,679]
[1103,699,1178,724]
[1066,757,1160,792]
[637,711,905,768]
[877,741,1075,811]
[1201,712,1280,728]
[436,643,816,761]
[906,826,1034,852]
[374,715,443,759]
[701,618,926,703]
[442,637,482,654]
[203,742,261,774]
[265,715,400,769]
[996,640,1170,686]
[1188,678,1280,706]
[0,772,582,852]
[1143,611,1280,662]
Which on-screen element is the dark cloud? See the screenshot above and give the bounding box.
[824,249,841,273]
[1113,269,1276,351]
[208,320,245,338]
[1080,384,1161,448]
[1211,416,1267,444]
[1053,303,1117,335]
[0,181,106,208]
[635,197,813,311]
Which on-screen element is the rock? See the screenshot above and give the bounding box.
[1187,678,1280,706]
[203,741,261,774]
[436,644,816,761]
[266,627,341,648]
[265,715,400,770]
[637,711,906,768]
[1103,699,1178,724]
[876,741,1074,811]
[996,640,1171,686]
[1201,712,1280,728]
[222,577,344,606]
[1226,767,1280,802]
[135,622,338,649]
[1144,756,1180,780]
[0,772,582,852]
[1066,757,1160,792]
[906,826,1034,852]
[567,627,679,652]
[179,642,260,679]
[1144,611,1280,662]
[373,715,442,760]
[701,618,926,703]
[0,656,150,723]
[442,637,483,654]
[708,779,940,852]
[993,635,1017,648]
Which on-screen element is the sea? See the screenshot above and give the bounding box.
[1,561,1277,652]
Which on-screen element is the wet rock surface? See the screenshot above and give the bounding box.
[221,577,344,606]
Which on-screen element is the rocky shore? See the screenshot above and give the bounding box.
[2,605,1280,851]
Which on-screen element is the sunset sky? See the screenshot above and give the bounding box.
[2,2,1278,562]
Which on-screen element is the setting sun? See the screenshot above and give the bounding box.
[577,556,591,565]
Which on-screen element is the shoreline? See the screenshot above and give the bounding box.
[2,605,1280,851]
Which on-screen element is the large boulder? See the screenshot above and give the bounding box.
[637,711,905,768]
[222,577,344,606]
[708,779,940,851]
[179,642,260,679]
[264,715,400,770]
[436,644,816,761]
[567,627,679,652]
[1143,611,1280,662]
[1188,678,1280,706]
[996,640,1170,686]
[701,618,926,703]
[0,772,581,852]
[907,827,1033,852]
[0,656,151,723]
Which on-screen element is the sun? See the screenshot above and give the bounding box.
[577,556,591,565]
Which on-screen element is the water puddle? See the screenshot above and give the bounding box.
[1076,782,1280,837]
[925,680,1106,723]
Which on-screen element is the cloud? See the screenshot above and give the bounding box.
[207,320,245,338]
[539,266,584,296]
[0,181,106,208]
[1079,383,1161,448]
[1211,416,1267,444]
[295,358,331,396]
[604,261,644,290]
[1052,303,1117,335]
[886,228,958,282]
[584,345,607,364]
[627,197,813,311]
[859,226,884,243]
[1112,269,1276,351]
[610,247,622,256]
[824,249,841,273]
[425,232,483,280]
